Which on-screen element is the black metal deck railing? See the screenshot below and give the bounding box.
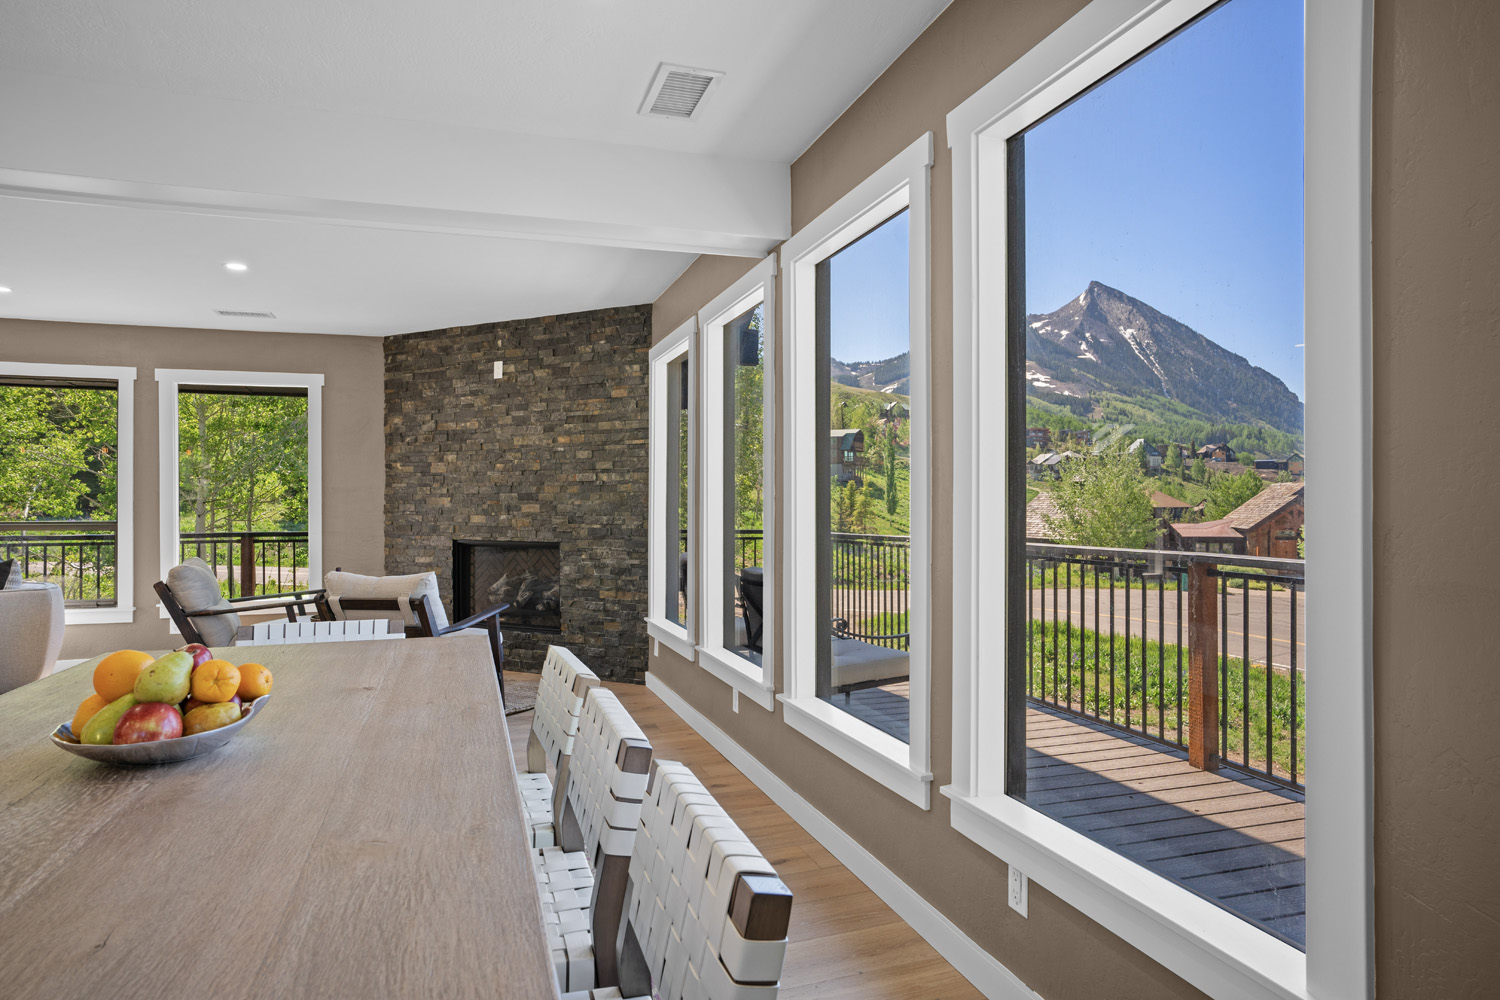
[1025,543,1305,790]
[179,530,310,598]
[0,521,118,606]
[731,529,911,651]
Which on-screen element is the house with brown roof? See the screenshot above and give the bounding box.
[1197,442,1237,463]
[1167,518,1245,554]
[1169,482,1305,557]
[1150,490,1192,522]
[1222,481,1304,557]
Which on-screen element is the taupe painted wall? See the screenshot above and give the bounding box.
[651,0,1500,997]
[0,319,386,660]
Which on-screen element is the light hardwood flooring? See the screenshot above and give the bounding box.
[502,671,985,1000]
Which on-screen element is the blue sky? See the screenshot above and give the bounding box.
[1025,0,1305,399]
[828,209,910,365]
[827,0,1305,400]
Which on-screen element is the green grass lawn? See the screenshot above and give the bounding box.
[1024,619,1305,781]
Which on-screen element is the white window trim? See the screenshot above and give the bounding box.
[779,132,934,809]
[155,369,323,621]
[945,2,1372,999]
[645,318,698,662]
[0,362,136,625]
[696,255,778,711]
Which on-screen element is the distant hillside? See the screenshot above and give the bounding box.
[831,352,910,395]
[1026,282,1303,434]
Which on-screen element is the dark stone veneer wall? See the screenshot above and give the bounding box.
[384,304,652,681]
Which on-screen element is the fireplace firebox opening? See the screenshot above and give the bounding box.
[453,540,563,634]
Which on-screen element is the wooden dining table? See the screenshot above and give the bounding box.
[0,633,558,1000]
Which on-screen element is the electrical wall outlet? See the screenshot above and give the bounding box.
[492,360,504,379]
[1008,865,1029,917]
[732,688,740,713]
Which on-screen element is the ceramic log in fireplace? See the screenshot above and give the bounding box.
[452,540,562,634]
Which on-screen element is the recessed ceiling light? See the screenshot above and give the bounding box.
[0,286,11,294]
[224,262,248,272]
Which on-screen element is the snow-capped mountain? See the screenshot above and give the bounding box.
[1025,281,1303,433]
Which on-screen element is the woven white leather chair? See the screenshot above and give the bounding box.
[519,645,601,848]
[538,685,652,994]
[559,760,794,1000]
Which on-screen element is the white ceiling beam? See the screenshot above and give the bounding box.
[0,71,789,257]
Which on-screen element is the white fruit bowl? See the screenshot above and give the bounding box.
[50,695,270,765]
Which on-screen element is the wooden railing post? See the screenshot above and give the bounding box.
[1187,561,1219,772]
[240,533,256,598]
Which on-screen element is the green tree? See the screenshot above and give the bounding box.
[1203,470,1265,520]
[178,392,309,533]
[1045,448,1158,548]
[1191,457,1207,483]
[831,480,854,532]
[853,485,871,533]
[883,429,898,515]
[0,386,117,521]
[732,314,765,530]
[1164,443,1183,474]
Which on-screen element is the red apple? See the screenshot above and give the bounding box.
[178,643,214,668]
[114,702,184,744]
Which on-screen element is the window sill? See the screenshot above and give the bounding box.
[65,606,134,626]
[696,645,775,711]
[941,787,1307,1000]
[779,695,931,808]
[646,618,696,662]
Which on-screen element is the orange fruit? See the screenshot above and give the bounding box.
[191,659,241,703]
[71,693,110,735]
[93,650,154,701]
[236,663,273,699]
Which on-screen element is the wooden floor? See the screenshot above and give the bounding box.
[502,672,984,999]
[1025,706,1306,946]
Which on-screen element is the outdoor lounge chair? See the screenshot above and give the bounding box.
[156,556,329,648]
[319,568,511,694]
[829,617,910,695]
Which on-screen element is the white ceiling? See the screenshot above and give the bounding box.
[0,0,951,337]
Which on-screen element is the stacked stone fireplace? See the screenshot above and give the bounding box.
[384,304,651,681]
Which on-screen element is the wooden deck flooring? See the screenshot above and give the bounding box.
[828,686,1306,946]
[503,672,984,999]
[830,680,911,742]
[1025,706,1306,946]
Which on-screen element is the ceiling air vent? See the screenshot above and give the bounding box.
[214,309,276,319]
[639,63,723,121]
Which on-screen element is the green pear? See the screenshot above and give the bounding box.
[133,651,194,704]
[80,693,138,745]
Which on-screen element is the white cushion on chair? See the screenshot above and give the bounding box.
[829,637,909,691]
[166,557,239,647]
[323,569,449,630]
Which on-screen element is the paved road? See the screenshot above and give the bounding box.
[1028,585,1306,672]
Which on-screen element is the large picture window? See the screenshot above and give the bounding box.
[697,256,776,707]
[646,318,697,660]
[0,362,136,625]
[156,369,322,622]
[947,0,1370,997]
[781,134,932,807]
